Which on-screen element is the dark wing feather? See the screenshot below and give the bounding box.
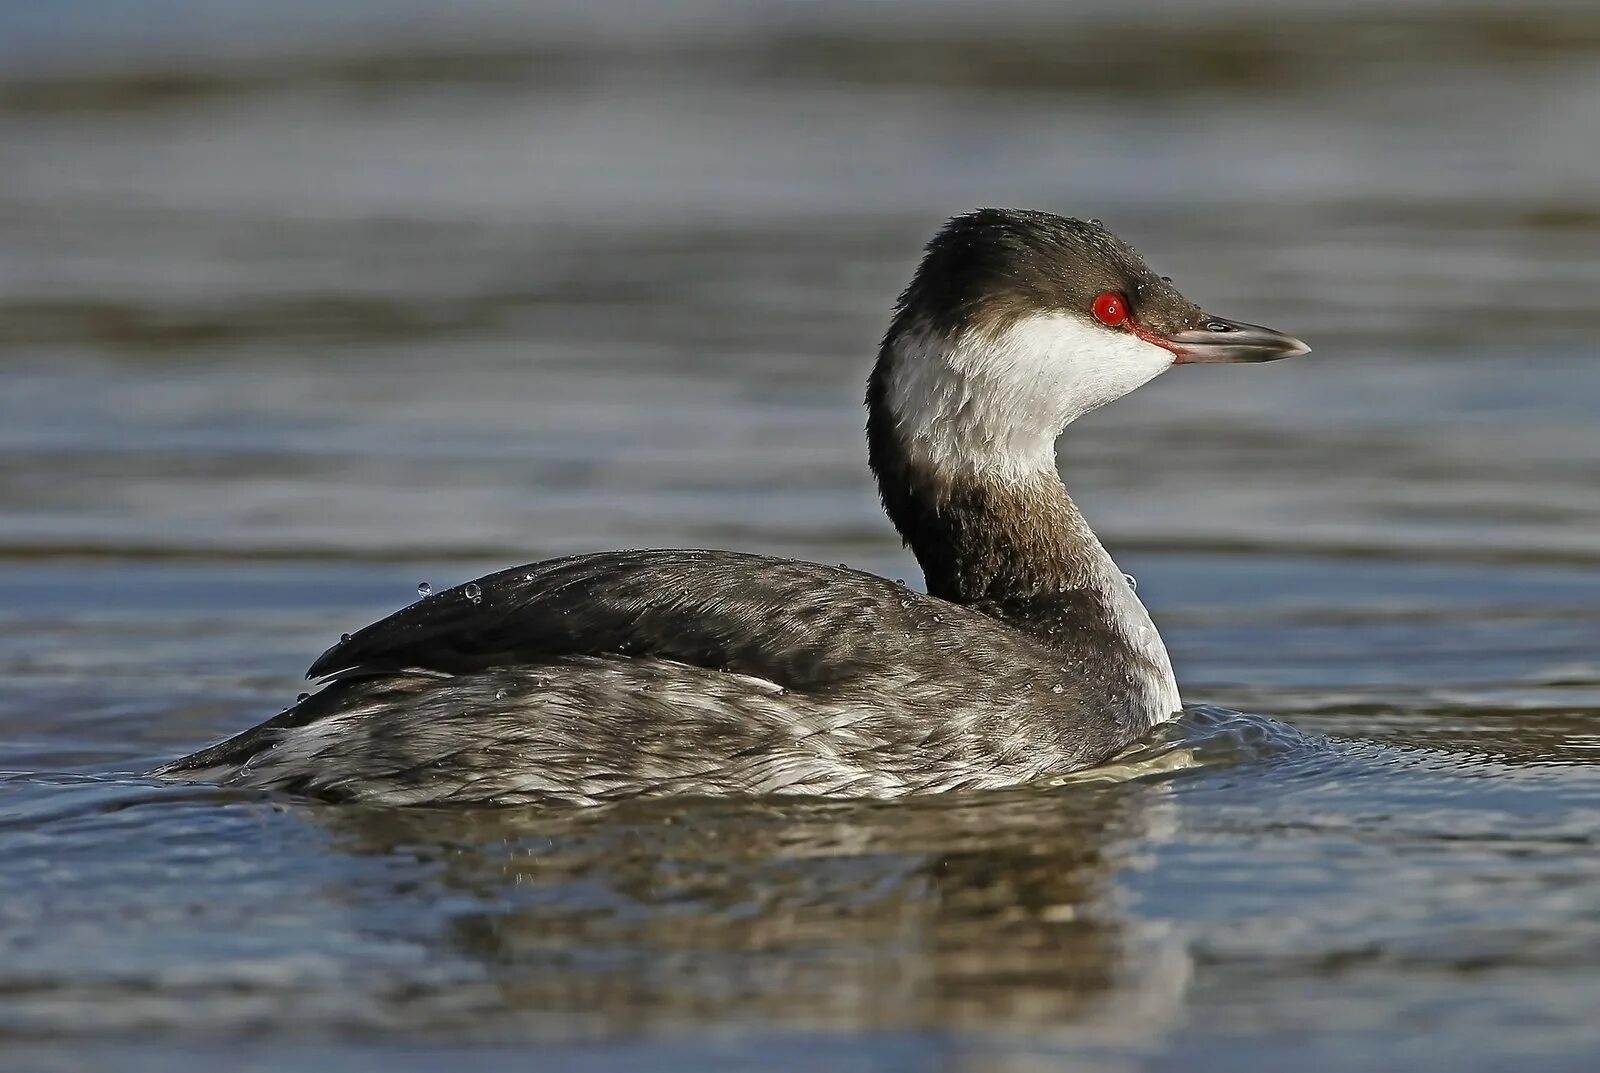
[163,550,1116,786]
[307,550,1006,690]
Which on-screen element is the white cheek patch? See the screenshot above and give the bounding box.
[885,312,1175,478]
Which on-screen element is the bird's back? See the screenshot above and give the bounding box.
[159,550,1134,804]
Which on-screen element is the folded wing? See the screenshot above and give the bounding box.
[307,549,1006,691]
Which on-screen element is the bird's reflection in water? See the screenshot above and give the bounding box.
[310,781,1193,1044]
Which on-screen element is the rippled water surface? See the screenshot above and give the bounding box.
[3,2,1599,1070]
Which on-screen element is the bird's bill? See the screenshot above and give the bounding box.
[1162,316,1310,364]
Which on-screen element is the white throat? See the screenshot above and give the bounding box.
[883,312,1175,480]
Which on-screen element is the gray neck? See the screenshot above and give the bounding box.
[865,360,1182,727]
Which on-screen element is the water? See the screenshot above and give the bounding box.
[3,1,1599,1069]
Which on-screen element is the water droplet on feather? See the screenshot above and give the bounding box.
[463,582,482,603]
[416,581,432,597]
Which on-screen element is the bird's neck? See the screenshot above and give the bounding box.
[864,324,1123,609]
[866,353,1182,725]
[867,405,1114,610]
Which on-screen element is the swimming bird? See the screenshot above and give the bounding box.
[161,209,1307,805]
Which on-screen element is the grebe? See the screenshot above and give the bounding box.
[162,209,1307,806]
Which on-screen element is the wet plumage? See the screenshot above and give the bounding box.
[170,553,1152,805]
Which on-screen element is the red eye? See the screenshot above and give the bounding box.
[1092,292,1129,327]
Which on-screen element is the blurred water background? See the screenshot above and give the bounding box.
[2,2,1599,1070]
